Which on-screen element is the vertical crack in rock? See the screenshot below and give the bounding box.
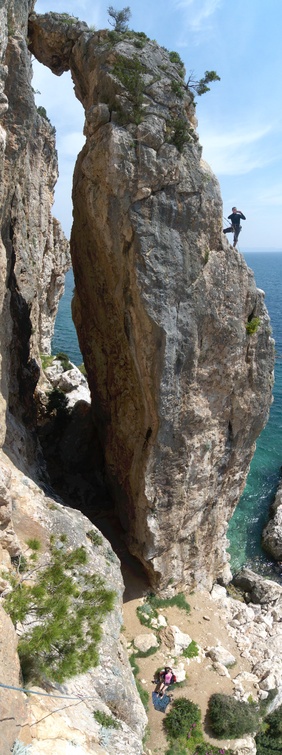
[28,14,275,593]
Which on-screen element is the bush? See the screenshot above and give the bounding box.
[55,351,72,370]
[246,317,260,335]
[164,697,201,739]
[256,703,282,754]
[93,710,120,729]
[113,54,146,123]
[183,640,199,658]
[167,117,193,152]
[208,694,259,739]
[4,538,115,684]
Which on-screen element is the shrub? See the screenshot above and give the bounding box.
[113,54,146,123]
[208,694,259,738]
[246,317,260,335]
[183,640,199,658]
[256,703,282,754]
[167,117,193,152]
[171,80,184,98]
[93,710,121,729]
[87,530,103,547]
[164,697,201,739]
[37,106,51,123]
[40,354,55,369]
[55,351,72,370]
[4,538,115,684]
[169,51,185,76]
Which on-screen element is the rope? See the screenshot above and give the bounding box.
[0,680,96,700]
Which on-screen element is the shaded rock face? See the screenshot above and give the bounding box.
[262,481,282,560]
[28,13,275,593]
[0,0,70,447]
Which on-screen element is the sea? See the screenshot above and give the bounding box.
[52,252,282,580]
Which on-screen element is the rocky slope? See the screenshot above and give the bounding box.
[28,12,275,593]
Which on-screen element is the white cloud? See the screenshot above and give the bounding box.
[200,123,276,176]
[173,0,222,31]
[256,185,282,207]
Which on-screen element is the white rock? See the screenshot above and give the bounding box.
[206,645,236,667]
[133,633,159,653]
[211,584,227,600]
[170,625,192,655]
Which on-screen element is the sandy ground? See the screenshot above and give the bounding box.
[122,566,256,755]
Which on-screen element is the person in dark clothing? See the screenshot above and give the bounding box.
[223,207,246,247]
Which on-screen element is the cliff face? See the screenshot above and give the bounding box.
[28,12,275,593]
[0,0,70,452]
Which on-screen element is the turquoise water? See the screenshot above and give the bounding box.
[52,254,282,578]
[227,252,282,578]
[52,269,82,365]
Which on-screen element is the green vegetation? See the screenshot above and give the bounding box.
[256,703,282,754]
[183,640,199,659]
[164,697,201,741]
[137,592,190,628]
[113,54,146,123]
[108,5,131,32]
[246,316,260,335]
[37,106,52,123]
[171,79,184,99]
[55,351,72,370]
[166,116,193,152]
[87,530,103,547]
[187,70,220,97]
[49,11,80,25]
[148,591,191,614]
[93,710,121,729]
[78,363,87,376]
[169,51,185,77]
[130,653,149,710]
[40,354,55,370]
[208,694,260,739]
[4,537,115,684]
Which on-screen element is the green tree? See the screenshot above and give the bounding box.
[4,538,115,683]
[208,694,259,739]
[187,69,220,96]
[108,5,131,32]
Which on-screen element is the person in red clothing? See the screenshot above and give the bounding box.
[223,206,246,247]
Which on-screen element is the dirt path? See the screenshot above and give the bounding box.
[123,583,257,754]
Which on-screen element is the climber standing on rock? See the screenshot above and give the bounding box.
[223,206,246,247]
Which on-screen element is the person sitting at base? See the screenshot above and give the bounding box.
[223,206,246,247]
[155,667,176,697]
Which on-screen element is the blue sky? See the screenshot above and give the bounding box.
[33,0,282,249]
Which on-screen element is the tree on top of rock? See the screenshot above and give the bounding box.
[108,5,131,32]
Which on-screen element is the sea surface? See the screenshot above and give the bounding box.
[52,253,282,579]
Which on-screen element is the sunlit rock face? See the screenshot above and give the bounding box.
[0,1,70,444]
[29,13,275,593]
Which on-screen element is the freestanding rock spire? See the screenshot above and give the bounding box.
[29,13,274,593]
